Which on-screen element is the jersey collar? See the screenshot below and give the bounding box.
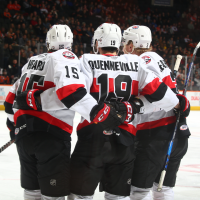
[102,54,117,57]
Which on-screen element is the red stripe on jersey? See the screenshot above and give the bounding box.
[5,92,15,104]
[33,81,55,91]
[77,119,94,131]
[131,80,139,96]
[109,78,114,93]
[140,77,161,95]
[90,78,100,93]
[119,124,137,136]
[22,77,29,91]
[137,116,176,131]
[56,84,85,100]
[14,110,73,133]
[162,75,176,89]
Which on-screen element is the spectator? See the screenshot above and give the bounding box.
[23,0,31,12]
[188,21,195,30]
[184,35,190,43]
[5,28,15,44]
[7,59,20,82]
[7,1,13,10]
[12,0,21,11]
[0,69,10,84]
[40,4,48,14]
[3,8,12,19]
[19,34,28,46]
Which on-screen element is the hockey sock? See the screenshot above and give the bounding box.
[105,192,130,200]
[41,195,65,200]
[67,193,93,200]
[152,182,174,200]
[130,186,151,200]
[24,189,41,200]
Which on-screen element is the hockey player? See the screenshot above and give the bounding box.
[4,25,127,200]
[67,23,181,200]
[14,24,181,200]
[122,25,190,200]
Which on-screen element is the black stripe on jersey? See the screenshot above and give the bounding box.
[61,87,87,108]
[144,82,167,103]
[4,101,14,114]
[171,87,178,94]
[15,114,71,142]
[90,92,99,102]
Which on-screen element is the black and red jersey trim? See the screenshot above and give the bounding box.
[143,82,168,103]
[4,92,16,115]
[14,110,73,141]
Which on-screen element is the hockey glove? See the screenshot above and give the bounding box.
[6,118,15,141]
[15,89,43,111]
[106,101,134,124]
[90,102,124,130]
[174,94,190,117]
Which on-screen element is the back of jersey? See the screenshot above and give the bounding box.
[12,50,81,142]
[77,53,140,145]
[135,51,177,139]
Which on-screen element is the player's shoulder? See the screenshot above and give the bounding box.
[120,54,140,62]
[49,49,79,62]
[140,51,163,63]
[81,53,102,60]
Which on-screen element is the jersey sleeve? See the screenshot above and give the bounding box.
[79,54,94,92]
[4,80,19,122]
[137,58,179,112]
[46,52,97,122]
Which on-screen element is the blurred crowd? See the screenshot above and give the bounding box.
[0,0,200,90]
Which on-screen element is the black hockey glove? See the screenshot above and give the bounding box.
[15,89,43,111]
[131,98,144,114]
[174,94,190,117]
[106,101,134,124]
[6,118,15,141]
[90,102,124,130]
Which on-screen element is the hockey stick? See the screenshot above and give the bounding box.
[157,42,200,192]
[0,140,15,153]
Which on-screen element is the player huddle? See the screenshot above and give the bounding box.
[4,23,190,200]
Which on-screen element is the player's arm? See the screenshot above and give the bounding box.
[135,58,180,113]
[4,80,19,140]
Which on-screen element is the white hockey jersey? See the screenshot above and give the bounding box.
[4,49,98,141]
[77,53,179,138]
[135,51,178,139]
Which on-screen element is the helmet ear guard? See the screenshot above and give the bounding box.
[46,24,73,51]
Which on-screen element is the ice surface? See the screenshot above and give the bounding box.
[0,111,199,200]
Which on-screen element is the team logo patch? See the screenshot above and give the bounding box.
[132,25,139,29]
[62,51,75,59]
[50,179,56,186]
[180,125,188,130]
[15,128,19,135]
[127,178,131,184]
[142,56,151,64]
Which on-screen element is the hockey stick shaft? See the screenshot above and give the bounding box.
[0,140,15,153]
[157,42,200,191]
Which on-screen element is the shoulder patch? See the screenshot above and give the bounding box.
[141,55,151,64]
[62,51,75,59]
